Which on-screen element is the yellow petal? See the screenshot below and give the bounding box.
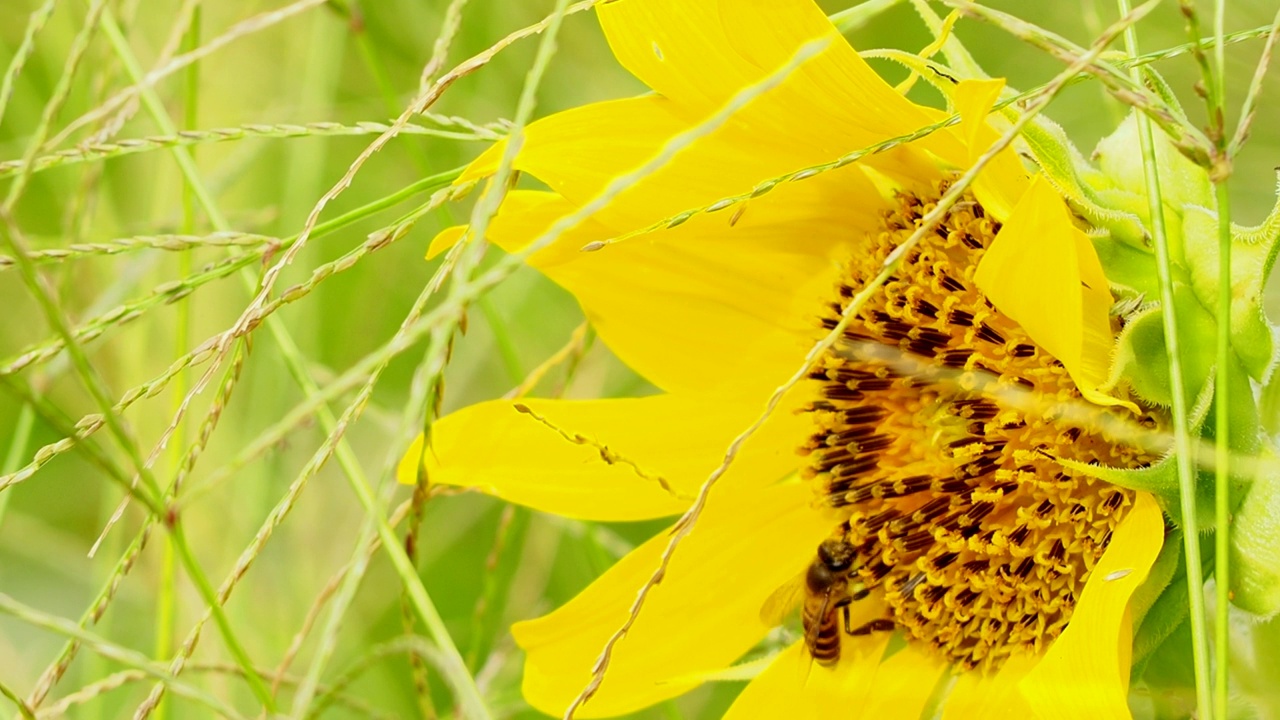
[597,0,967,168]
[457,1,972,233]
[426,224,467,259]
[512,481,833,717]
[461,96,693,228]
[426,190,601,265]
[722,636,891,720]
[954,78,1028,221]
[861,645,948,719]
[396,390,813,521]
[942,652,1037,718]
[1018,492,1164,719]
[956,79,1005,159]
[974,174,1135,410]
[460,94,894,232]
[428,180,875,395]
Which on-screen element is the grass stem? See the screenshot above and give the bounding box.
[1117,2,1212,716]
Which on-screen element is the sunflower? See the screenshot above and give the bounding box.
[399,0,1170,717]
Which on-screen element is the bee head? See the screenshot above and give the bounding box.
[816,537,854,572]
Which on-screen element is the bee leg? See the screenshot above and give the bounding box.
[842,603,853,635]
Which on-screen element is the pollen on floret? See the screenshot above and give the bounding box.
[799,178,1163,671]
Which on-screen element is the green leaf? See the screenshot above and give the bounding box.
[1131,529,1188,671]
[1229,447,1280,618]
[1094,112,1214,217]
[1108,286,1216,409]
[1020,116,1149,248]
[1181,187,1280,381]
[1132,532,1213,719]
[1093,234,1161,298]
[1133,618,1198,720]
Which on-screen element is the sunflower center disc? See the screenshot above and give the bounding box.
[800,180,1160,671]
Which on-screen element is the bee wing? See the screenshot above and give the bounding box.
[759,572,806,627]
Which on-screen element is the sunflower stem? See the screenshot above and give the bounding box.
[1116,1,1213,716]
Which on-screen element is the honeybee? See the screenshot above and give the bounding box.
[761,536,868,665]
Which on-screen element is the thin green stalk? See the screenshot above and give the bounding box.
[0,404,34,529]
[0,679,35,720]
[828,0,900,34]
[88,6,481,714]
[394,0,580,713]
[3,7,277,707]
[0,0,58,128]
[348,5,435,174]
[2,0,107,211]
[1177,1,1234,716]
[1212,176,1232,720]
[0,216,274,713]
[1208,3,1231,718]
[278,6,347,242]
[0,220,163,518]
[90,5,222,229]
[166,522,273,708]
[10,168,449,714]
[1116,2,1212,716]
[0,592,248,720]
[287,220,473,717]
[155,8,201,720]
[466,504,530,672]
[1132,24,1275,66]
[0,172,458,493]
[479,296,524,384]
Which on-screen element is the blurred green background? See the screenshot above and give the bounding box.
[1,0,1278,718]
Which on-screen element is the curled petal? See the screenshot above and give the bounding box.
[975,174,1133,410]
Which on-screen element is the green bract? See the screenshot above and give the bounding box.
[1027,105,1280,618]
